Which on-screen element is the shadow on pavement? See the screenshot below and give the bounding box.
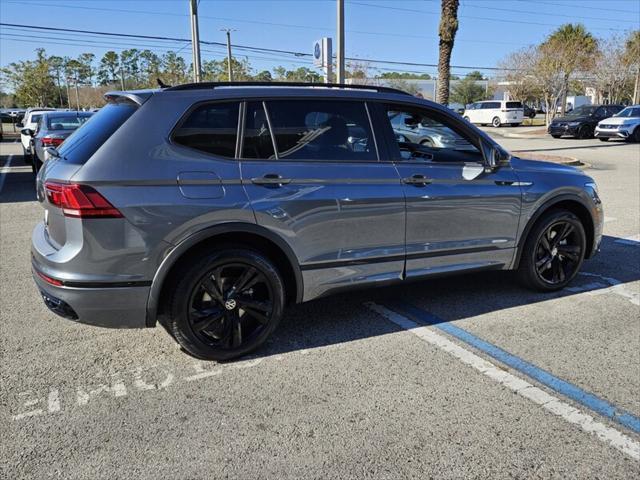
[256,234,639,359]
[0,151,36,203]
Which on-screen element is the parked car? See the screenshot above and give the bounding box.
[17,108,57,161]
[594,105,640,142]
[28,111,93,172]
[390,111,474,150]
[548,104,624,139]
[32,82,603,361]
[463,100,524,127]
[523,104,536,119]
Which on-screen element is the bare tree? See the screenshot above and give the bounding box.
[592,36,635,104]
[436,0,459,105]
[624,30,640,104]
[498,47,540,104]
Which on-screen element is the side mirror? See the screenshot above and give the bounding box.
[16,122,24,128]
[480,139,509,172]
[21,128,34,136]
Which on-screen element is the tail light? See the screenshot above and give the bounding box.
[42,135,65,147]
[44,182,123,218]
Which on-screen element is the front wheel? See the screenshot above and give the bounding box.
[629,127,640,143]
[166,249,285,361]
[517,210,586,292]
[577,125,593,139]
[598,137,609,142]
[463,116,470,122]
[492,117,501,128]
[551,135,562,139]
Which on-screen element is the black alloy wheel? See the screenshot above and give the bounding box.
[534,221,583,286]
[167,249,285,361]
[517,210,586,291]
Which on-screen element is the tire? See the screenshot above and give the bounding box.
[166,248,285,361]
[463,116,470,122]
[22,146,32,165]
[492,117,501,128]
[512,123,521,127]
[517,210,586,292]
[577,125,593,139]
[598,137,609,142]
[551,135,562,139]
[629,127,640,143]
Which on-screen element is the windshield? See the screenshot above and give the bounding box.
[615,107,640,118]
[567,105,597,117]
[47,114,92,130]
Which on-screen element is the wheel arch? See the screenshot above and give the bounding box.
[514,194,595,268]
[146,223,303,327]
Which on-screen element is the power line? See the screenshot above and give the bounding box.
[0,23,516,72]
[0,0,535,48]
[512,0,640,15]
[348,1,631,32]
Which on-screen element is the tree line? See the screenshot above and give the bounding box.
[500,26,640,123]
[0,48,327,109]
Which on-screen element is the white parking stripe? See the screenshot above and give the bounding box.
[0,154,14,194]
[366,302,640,461]
[615,234,640,246]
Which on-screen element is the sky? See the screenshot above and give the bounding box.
[1,0,639,79]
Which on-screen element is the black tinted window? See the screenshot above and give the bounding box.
[59,103,137,165]
[243,101,276,159]
[173,102,239,157]
[266,100,376,161]
[506,102,522,109]
[483,102,501,109]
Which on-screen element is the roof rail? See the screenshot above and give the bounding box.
[164,81,412,96]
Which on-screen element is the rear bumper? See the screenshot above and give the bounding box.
[32,267,150,328]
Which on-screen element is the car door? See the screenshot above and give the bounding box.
[240,98,406,301]
[375,102,522,278]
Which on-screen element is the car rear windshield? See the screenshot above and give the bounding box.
[47,114,92,130]
[57,103,137,164]
[506,102,523,109]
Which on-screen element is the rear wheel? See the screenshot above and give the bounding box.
[517,210,586,292]
[166,249,285,361]
[22,146,32,164]
[492,116,501,128]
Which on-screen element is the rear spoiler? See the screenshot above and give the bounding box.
[104,90,155,106]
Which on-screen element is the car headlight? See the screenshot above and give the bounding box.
[567,121,581,126]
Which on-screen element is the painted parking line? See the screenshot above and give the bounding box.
[0,154,14,194]
[614,234,640,246]
[366,302,640,461]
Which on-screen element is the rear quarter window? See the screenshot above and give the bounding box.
[58,103,137,165]
[172,102,239,157]
[506,102,523,109]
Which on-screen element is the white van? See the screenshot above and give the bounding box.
[463,100,524,127]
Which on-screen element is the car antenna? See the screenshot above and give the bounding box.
[157,78,171,89]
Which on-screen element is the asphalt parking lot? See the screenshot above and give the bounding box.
[1,134,639,479]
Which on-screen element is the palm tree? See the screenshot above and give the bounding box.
[436,0,459,105]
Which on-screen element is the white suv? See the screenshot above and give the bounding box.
[595,105,640,142]
[18,108,56,159]
[463,100,524,127]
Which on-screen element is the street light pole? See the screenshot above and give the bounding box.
[336,0,345,84]
[189,0,202,82]
[222,29,235,82]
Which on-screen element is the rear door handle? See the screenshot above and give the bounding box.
[251,174,292,186]
[402,174,432,186]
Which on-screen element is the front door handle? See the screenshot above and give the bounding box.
[402,174,432,186]
[251,174,292,186]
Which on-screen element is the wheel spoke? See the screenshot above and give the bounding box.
[554,223,574,246]
[540,234,552,254]
[231,267,261,295]
[556,259,566,282]
[201,277,223,303]
[237,298,272,312]
[536,254,552,271]
[192,307,224,332]
[558,245,580,262]
[224,310,242,348]
[242,306,270,324]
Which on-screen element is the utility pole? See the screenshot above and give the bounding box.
[336,0,345,84]
[74,74,80,111]
[222,29,235,82]
[189,0,202,82]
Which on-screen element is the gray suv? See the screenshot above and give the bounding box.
[32,82,603,360]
